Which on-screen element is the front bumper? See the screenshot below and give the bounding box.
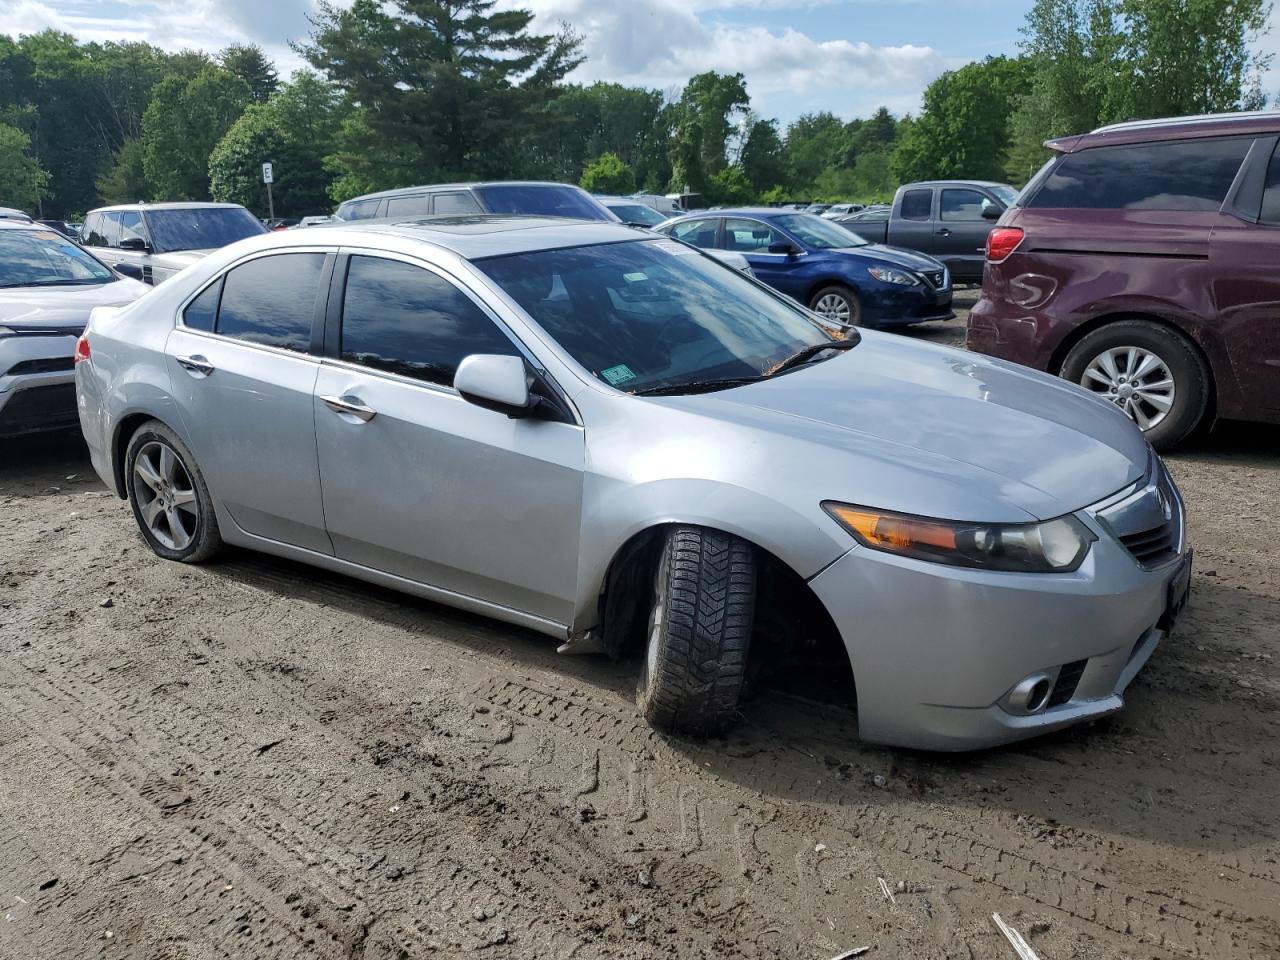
[865,281,955,327]
[0,334,79,437]
[808,498,1188,751]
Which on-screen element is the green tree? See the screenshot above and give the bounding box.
[0,123,48,211]
[579,153,635,194]
[220,43,279,103]
[303,0,582,187]
[891,56,1033,183]
[740,117,786,193]
[783,112,849,193]
[706,166,754,205]
[143,66,251,200]
[531,82,670,188]
[96,137,148,203]
[669,71,750,181]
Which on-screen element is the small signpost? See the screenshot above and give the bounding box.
[262,162,275,220]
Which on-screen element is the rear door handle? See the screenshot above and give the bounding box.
[321,394,377,422]
[175,354,214,376]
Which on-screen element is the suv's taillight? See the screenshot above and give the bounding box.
[74,334,90,364]
[986,227,1024,263]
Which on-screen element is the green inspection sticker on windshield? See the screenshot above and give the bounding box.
[600,364,636,386]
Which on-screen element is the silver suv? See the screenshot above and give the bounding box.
[80,202,267,285]
[334,181,618,222]
[74,216,1191,751]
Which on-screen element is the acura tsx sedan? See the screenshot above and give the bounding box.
[74,216,1191,750]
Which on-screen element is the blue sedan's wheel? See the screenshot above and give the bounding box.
[809,285,862,326]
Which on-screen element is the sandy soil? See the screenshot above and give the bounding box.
[2,298,1278,960]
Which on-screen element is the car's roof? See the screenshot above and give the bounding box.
[0,218,43,231]
[0,206,33,220]
[898,179,1012,189]
[1048,110,1280,152]
[271,214,645,259]
[340,181,585,203]
[87,202,248,213]
[668,207,808,219]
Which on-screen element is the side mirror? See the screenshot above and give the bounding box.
[119,235,150,251]
[115,262,145,281]
[981,204,1003,221]
[454,354,534,418]
[768,241,800,256]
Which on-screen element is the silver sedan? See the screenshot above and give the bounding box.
[73,217,1192,750]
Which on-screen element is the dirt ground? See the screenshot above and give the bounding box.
[2,296,1278,960]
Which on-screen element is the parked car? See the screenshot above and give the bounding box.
[0,207,33,222]
[835,207,890,226]
[841,180,1018,283]
[335,181,618,222]
[657,209,952,327]
[625,193,682,217]
[598,197,670,227]
[969,111,1280,449]
[75,216,1191,751]
[805,203,832,214]
[1,221,147,437]
[263,217,301,231]
[37,219,79,239]
[81,202,267,285]
[822,203,863,219]
[297,215,335,228]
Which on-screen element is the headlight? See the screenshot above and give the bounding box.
[823,502,1096,573]
[867,266,916,285]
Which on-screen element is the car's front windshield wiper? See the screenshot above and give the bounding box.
[631,375,769,397]
[0,278,108,289]
[768,336,860,377]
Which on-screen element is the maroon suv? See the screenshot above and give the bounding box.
[968,112,1280,449]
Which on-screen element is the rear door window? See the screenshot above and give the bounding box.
[340,199,382,221]
[1029,137,1251,210]
[340,256,518,387]
[1260,142,1280,222]
[215,253,325,352]
[99,213,123,247]
[432,192,483,214]
[386,194,433,217]
[117,210,148,246]
[667,218,719,249]
[723,218,783,252]
[899,189,933,220]
[82,214,106,246]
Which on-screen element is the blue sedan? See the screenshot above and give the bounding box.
[657,209,953,327]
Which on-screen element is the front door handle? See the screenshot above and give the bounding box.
[321,394,377,422]
[935,227,952,237]
[175,354,214,376]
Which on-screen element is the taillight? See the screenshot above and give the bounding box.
[74,334,91,364]
[986,227,1024,263]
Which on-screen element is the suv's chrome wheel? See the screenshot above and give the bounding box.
[1080,346,1175,431]
[132,440,200,551]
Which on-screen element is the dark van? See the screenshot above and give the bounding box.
[968,112,1280,449]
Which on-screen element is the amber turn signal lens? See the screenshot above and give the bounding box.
[825,505,958,552]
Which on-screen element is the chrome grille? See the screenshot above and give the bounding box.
[1091,456,1184,570]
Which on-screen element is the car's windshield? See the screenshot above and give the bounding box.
[772,213,869,248]
[477,238,840,394]
[991,184,1019,207]
[607,203,667,226]
[474,185,614,222]
[0,229,115,288]
[144,207,267,252]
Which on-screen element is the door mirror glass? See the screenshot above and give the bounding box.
[115,262,145,281]
[767,241,799,255]
[454,354,532,416]
[981,202,1003,220]
[119,235,149,251]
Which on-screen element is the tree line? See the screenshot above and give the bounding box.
[0,0,1270,220]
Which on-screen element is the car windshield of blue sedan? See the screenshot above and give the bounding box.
[0,229,115,288]
[772,214,869,249]
[477,239,840,393]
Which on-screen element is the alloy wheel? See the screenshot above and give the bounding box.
[133,440,200,551]
[813,293,852,324]
[1080,346,1175,431]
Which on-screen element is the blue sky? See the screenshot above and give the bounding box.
[0,0,1272,126]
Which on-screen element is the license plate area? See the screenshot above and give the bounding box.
[1158,549,1192,632]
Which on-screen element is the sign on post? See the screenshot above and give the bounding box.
[262,162,274,184]
[262,162,275,220]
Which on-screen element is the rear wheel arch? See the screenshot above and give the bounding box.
[111,412,166,498]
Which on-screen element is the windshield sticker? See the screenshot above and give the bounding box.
[600,364,636,386]
[651,239,699,256]
[623,272,648,283]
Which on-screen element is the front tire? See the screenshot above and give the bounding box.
[809,285,862,327]
[1060,320,1209,450]
[637,527,756,736]
[124,420,222,563]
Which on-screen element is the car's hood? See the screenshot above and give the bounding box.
[0,278,149,333]
[832,243,946,272]
[659,332,1148,521]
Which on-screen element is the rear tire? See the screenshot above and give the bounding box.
[637,526,757,736]
[809,285,862,327]
[124,420,222,563]
[1060,320,1210,451]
